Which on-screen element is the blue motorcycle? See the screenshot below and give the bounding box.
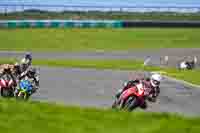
[16,80,33,100]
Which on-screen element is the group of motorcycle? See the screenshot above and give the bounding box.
[0,53,159,112]
[0,63,38,101]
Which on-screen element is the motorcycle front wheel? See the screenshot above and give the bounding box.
[111,98,119,109]
[17,92,29,101]
[123,96,138,112]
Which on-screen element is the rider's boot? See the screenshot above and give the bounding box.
[140,101,148,110]
[31,87,39,95]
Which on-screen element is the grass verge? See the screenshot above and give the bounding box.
[0,98,199,133]
[1,58,200,85]
[34,59,200,85]
[0,28,200,52]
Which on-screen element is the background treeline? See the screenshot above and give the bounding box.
[1,10,200,20]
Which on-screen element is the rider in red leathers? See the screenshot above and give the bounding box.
[115,73,162,108]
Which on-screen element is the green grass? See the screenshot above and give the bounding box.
[0,98,199,133]
[34,59,200,85]
[34,59,159,70]
[0,28,200,52]
[1,58,200,85]
[0,58,160,71]
[33,59,200,85]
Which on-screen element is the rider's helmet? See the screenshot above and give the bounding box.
[150,73,162,88]
[20,52,32,67]
[27,67,36,78]
[25,52,32,61]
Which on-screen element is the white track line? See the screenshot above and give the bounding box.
[151,71,200,89]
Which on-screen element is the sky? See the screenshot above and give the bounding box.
[1,0,200,6]
[0,0,200,12]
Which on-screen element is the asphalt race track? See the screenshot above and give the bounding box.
[31,67,200,117]
[1,49,200,117]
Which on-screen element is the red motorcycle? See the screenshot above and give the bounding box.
[0,74,15,97]
[112,83,151,111]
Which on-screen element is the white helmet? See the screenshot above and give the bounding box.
[150,73,162,87]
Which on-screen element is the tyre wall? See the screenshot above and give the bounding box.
[0,20,200,28]
[123,21,200,28]
[0,20,123,28]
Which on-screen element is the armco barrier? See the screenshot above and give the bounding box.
[1,20,200,28]
[0,20,123,28]
[123,20,200,28]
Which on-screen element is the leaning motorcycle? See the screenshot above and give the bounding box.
[0,74,15,97]
[112,83,150,111]
[15,80,32,100]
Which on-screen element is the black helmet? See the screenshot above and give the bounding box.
[25,52,32,60]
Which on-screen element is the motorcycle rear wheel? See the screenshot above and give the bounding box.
[1,88,13,97]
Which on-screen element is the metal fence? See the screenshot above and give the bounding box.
[0,4,200,13]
